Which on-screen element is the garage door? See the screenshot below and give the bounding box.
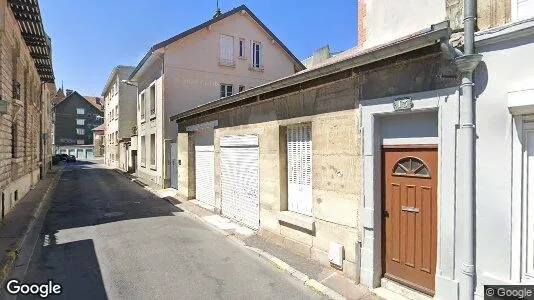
[86,149,94,159]
[195,145,215,206]
[220,135,259,229]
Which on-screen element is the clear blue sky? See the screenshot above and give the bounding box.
[40,1,357,97]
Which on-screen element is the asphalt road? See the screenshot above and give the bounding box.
[19,161,322,300]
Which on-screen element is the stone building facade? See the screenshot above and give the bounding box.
[0,0,55,217]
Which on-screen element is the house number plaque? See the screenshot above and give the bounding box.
[393,97,414,111]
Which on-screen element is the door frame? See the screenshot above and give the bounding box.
[359,88,459,300]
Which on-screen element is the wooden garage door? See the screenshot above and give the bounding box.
[382,146,437,295]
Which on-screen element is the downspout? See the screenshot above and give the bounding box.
[39,82,44,179]
[454,0,482,298]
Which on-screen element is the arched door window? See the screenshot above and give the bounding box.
[392,157,430,178]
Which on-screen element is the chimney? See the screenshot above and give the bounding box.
[66,89,74,97]
[311,45,332,66]
[95,97,101,105]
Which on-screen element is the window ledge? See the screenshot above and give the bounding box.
[149,114,156,121]
[149,165,156,171]
[278,211,314,231]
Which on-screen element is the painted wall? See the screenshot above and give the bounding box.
[136,10,299,187]
[473,28,534,298]
[358,0,446,48]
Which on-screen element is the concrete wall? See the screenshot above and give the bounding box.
[473,27,534,298]
[358,0,447,48]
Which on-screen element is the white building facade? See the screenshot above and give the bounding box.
[102,66,136,171]
[129,5,304,188]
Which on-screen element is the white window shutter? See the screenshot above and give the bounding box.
[518,0,534,19]
[220,35,234,64]
[287,124,313,216]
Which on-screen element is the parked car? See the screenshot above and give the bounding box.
[58,154,69,161]
[67,155,76,162]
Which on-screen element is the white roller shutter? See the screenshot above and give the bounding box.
[195,145,215,207]
[287,124,312,216]
[220,135,259,229]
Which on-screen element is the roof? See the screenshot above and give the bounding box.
[83,96,104,111]
[170,21,452,122]
[92,124,105,131]
[130,4,305,80]
[101,65,135,96]
[8,0,54,83]
[52,91,104,111]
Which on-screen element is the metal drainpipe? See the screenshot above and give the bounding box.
[454,0,482,298]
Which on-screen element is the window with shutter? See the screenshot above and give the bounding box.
[515,0,534,20]
[219,35,234,66]
[287,123,313,216]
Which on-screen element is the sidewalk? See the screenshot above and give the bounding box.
[0,165,63,286]
[116,169,381,300]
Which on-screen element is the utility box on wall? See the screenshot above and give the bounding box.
[329,242,344,269]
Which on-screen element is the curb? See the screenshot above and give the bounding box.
[111,168,346,299]
[0,166,63,286]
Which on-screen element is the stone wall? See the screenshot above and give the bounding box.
[176,49,456,280]
[0,0,46,215]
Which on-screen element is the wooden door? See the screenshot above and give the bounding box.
[382,146,437,295]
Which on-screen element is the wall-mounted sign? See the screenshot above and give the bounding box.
[393,97,414,111]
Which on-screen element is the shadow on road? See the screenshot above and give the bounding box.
[22,164,183,299]
[20,239,108,300]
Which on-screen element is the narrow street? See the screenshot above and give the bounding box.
[20,161,322,299]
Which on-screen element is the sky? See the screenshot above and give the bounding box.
[39,1,357,97]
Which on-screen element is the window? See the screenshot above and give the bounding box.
[287,123,313,216]
[523,125,534,280]
[115,131,119,144]
[238,38,245,58]
[514,0,534,20]
[115,105,119,119]
[76,128,85,135]
[139,92,146,120]
[11,120,18,158]
[76,119,85,126]
[140,135,146,166]
[149,84,156,116]
[238,85,245,93]
[219,34,234,66]
[76,108,85,115]
[76,139,84,145]
[252,41,262,69]
[150,134,156,168]
[220,84,233,98]
[392,157,430,178]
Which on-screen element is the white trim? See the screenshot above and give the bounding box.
[359,87,459,299]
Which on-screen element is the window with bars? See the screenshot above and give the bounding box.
[286,123,313,216]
